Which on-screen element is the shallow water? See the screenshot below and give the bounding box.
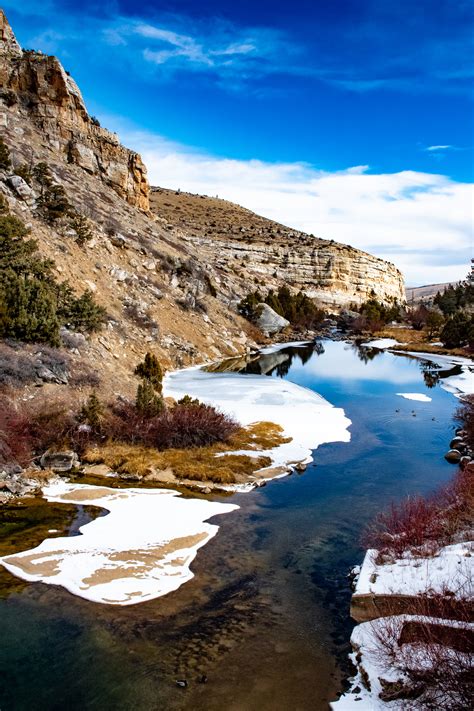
[0,340,461,710]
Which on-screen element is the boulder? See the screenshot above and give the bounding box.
[7,174,35,205]
[444,449,462,463]
[255,303,289,336]
[40,450,79,473]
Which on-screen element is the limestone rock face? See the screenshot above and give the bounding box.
[150,189,406,309]
[255,303,290,335]
[0,11,149,210]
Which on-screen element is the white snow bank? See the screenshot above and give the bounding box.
[164,366,351,472]
[396,393,432,402]
[331,615,474,710]
[400,351,474,398]
[362,338,403,349]
[441,368,474,398]
[258,340,312,354]
[0,481,238,606]
[355,543,473,599]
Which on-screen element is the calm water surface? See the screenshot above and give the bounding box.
[0,340,461,710]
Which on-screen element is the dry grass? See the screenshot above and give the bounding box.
[84,421,288,484]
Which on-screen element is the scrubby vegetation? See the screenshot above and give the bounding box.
[0,210,105,345]
[363,399,473,559]
[0,352,246,481]
[363,463,473,560]
[238,285,325,328]
[435,279,474,316]
[351,297,402,333]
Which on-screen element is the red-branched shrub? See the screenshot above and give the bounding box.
[0,395,80,466]
[104,401,239,450]
[150,403,239,449]
[362,495,443,557]
[0,397,32,466]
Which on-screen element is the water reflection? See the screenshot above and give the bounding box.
[240,342,325,378]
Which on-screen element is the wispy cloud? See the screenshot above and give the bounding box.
[101,117,473,287]
[425,145,454,152]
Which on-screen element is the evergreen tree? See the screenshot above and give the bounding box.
[32,162,53,189]
[136,378,164,417]
[0,212,106,345]
[15,163,33,185]
[79,391,103,428]
[134,352,163,392]
[68,212,93,246]
[37,183,70,223]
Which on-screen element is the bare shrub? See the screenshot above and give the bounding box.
[0,395,77,466]
[369,611,473,709]
[363,466,474,559]
[69,364,100,388]
[124,302,158,330]
[362,496,443,558]
[104,400,239,450]
[0,343,37,387]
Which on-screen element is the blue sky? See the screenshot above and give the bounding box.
[4,0,473,285]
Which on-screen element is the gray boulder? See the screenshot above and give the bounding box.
[40,450,79,473]
[255,303,289,336]
[7,174,35,205]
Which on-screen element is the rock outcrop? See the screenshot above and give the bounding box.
[150,188,406,308]
[0,11,149,210]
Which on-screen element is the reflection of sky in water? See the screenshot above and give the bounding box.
[261,340,456,407]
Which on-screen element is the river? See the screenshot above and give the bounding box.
[0,340,462,710]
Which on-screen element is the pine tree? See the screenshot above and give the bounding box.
[136,378,164,417]
[32,162,53,188]
[68,212,93,246]
[37,184,70,223]
[134,352,163,392]
[79,391,103,428]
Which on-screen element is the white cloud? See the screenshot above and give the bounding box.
[426,144,453,152]
[105,119,473,287]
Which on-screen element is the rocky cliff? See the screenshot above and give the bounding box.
[150,188,405,308]
[0,11,149,210]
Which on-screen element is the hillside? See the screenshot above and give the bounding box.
[0,9,404,397]
[406,282,459,304]
[150,187,405,308]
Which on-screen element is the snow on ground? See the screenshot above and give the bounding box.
[0,481,238,606]
[396,393,432,402]
[400,351,474,397]
[164,365,351,472]
[258,340,313,354]
[355,543,473,599]
[362,338,403,349]
[331,615,473,710]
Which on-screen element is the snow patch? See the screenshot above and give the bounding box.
[362,338,403,349]
[0,481,238,606]
[355,543,473,599]
[396,392,432,402]
[399,351,474,398]
[164,366,351,472]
